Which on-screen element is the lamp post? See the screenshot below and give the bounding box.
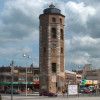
[77,66,81,88]
[11,61,14,100]
[23,53,30,96]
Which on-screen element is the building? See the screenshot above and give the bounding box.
[0,65,39,93]
[85,69,100,88]
[39,3,65,93]
[82,64,93,78]
[73,64,100,88]
[76,74,82,87]
[65,70,76,85]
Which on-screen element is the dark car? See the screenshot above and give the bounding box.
[90,89,96,93]
[5,90,19,94]
[5,90,11,94]
[0,89,5,93]
[78,88,85,93]
[39,91,57,96]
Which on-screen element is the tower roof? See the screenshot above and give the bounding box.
[43,4,61,14]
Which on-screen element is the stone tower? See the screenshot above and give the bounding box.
[39,4,65,93]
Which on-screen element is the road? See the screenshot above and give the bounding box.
[1,94,100,100]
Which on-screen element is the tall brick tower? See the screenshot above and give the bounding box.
[39,4,65,93]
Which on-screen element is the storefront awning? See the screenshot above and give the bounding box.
[34,82,39,85]
[0,82,34,85]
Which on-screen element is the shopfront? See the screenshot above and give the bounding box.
[0,82,34,93]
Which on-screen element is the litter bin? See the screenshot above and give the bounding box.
[0,94,2,100]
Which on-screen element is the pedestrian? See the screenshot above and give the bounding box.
[62,89,65,96]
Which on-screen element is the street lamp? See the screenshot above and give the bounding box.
[10,61,14,100]
[23,53,30,96]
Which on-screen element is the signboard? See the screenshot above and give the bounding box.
[86,80,98,85]
[81,79,86,86]
[93,80,98,85]
[52,76,56,82]
[86,80,92,85]
[60,82,64,86]
[68,85,78,95]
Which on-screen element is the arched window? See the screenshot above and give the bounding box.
[52,63,56,73]
[52,28,56,38]
[61,48,63,53]
[61,29,63,40]
[60,18,62,23]
[52,17,56,22]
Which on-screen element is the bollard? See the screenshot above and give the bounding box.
[0,94,2,100]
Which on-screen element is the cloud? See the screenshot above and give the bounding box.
[0,0,100,70]
[63,2,96,35]
[57,1,100,69]
[0,0,48,45]
[0,0,49,66]
[65,36,100,69]
[79,0,100,6]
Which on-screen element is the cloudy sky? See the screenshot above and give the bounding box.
[0,0,100,70]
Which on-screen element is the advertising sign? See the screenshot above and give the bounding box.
[86,80,98,85]
[86,80,92,85]
[81,79,86,86]
[68,85,78,95]
[93,80,98,85]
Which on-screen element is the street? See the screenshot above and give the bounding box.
[1,94,100,100]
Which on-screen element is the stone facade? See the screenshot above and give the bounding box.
[39,4,65,93]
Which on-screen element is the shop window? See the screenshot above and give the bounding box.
[14,77,18,82]
[27,77,33,82]
[52,63,56,73]
[19,76,25,80]
[33,77,39,81]
[34,70,39,75]
[27,70,32,73]
[52,28,56,38]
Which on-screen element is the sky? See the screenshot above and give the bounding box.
[0,0,100,70]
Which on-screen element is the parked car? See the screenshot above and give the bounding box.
[84,88,90,93]
[39,91,57,96]
[0,89,5,93]
[5,90,19,94]
[78,88,85,93]
[90,89,96,93]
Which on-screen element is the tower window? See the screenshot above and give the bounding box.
[61,48,63,53]
[52,18,56,22]
[61,29,63,40]
[52,63,56,73]
[60,18,62,23]
[52,28,56,38]
[44,47,46,53]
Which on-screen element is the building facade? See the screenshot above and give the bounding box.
[39,4,65,93]
[65,70,76,85]
[0,65,39,93]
